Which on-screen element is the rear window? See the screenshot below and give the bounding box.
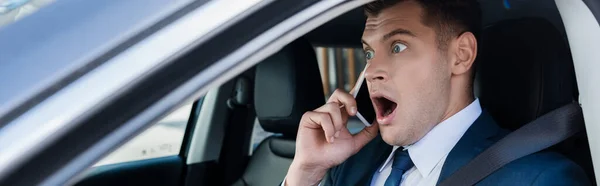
[314,47,367,98]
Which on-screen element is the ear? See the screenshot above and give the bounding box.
[451,32,477,76]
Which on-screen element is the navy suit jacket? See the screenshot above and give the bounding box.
[322,112,590,185]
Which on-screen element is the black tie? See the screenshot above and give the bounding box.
[384,149,414,186]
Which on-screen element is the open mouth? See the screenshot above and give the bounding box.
[373,96,398,118]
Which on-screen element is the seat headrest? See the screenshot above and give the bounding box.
[476,18,578,130]
[254,38,325,137]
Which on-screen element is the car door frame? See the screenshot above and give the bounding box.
[0,0,270,185]
[0,0,374,185]
[556,0,600,181]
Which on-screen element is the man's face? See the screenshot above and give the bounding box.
[362,1,452,146]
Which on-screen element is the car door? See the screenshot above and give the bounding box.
[0,0,372,185]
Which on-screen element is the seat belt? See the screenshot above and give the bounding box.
[439,102,584,186]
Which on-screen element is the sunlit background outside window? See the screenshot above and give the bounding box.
[315,47,367,97]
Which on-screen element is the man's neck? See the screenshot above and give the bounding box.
[439,93,474,123]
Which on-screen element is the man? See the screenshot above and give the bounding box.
[284,0,589,185]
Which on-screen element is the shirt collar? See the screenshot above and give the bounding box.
[378,99,482,177]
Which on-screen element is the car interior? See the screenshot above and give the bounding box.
[73,0,596,186]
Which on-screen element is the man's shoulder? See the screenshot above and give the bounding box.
[480,151,590,185]
[509,151,575,168]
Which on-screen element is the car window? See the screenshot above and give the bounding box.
[249,118,280,155]
[249,47,367,154]
[93,101,199,166]
[314,47,368,134]
[314,47,367,98]
[0,0,55,28]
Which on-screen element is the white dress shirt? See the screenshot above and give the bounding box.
[282,99,481,186]
[371,99,482,186]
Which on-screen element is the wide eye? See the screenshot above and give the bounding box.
[365,50,375,60]
[392,43,407,53]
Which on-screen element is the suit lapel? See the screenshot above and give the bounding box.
[332,135,392,186]
[437,111,507,184]
[357,137,392,186]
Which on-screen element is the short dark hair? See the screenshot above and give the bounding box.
[365,0,482,50]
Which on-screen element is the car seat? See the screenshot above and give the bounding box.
[233,38,325,186]
[476,17,594,183]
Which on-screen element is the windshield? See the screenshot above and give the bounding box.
[0,0,54,28]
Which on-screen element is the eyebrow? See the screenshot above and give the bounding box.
[361,40,370,48]
[382,28,416,41]
[362,28,416,48]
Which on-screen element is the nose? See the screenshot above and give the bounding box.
[364,62,389,83]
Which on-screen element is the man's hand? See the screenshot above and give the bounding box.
[285,89,379,186]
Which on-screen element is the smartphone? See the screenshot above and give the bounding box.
[351,72,376,126]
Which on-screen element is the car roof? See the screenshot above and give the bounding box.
[0,0,191,126]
